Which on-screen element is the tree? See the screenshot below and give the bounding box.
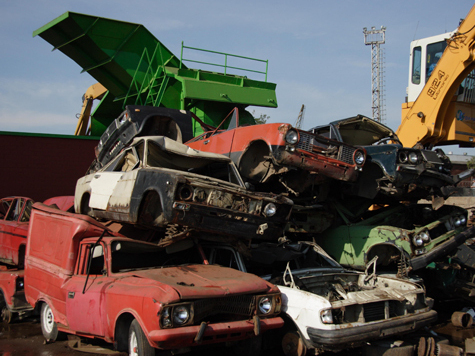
[252,111,270,125]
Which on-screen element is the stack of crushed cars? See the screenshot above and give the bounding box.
[70,105,475,355]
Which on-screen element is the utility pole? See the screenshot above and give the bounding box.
[363,26,386,123]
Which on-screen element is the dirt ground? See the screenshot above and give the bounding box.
[1,307,475,356]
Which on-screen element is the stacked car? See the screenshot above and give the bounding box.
[57,105,475,355]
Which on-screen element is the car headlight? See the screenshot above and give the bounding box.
[408,152,419,164]
[353,149,366,166]
[321,309,333,324]
[419,230,430,242]
[398,151,408,163]
[413,235,424,247]
[285,129,299,145]
[263,203,277,217]
[16,278,24,291]
[454,214,467,227]
[258,297,273,314]
[173,305,190,325]
[160,303,193,328]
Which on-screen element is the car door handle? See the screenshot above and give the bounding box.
[204,140,210,145]
[68,291,75,299]
[94,174,101,179]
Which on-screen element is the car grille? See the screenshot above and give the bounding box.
[363,301,398,322]
[338,146,356,165]
[297,132,313,152]
[297,131,355,165]
[192,295,256,322]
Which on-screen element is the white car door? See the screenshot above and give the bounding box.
[89,148,140,211]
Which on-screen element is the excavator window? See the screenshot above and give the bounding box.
[412,46,421,85]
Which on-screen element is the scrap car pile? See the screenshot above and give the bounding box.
[21,105,475,355]
[3,10,475,356]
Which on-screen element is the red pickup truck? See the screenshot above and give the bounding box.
[24,203,283,355]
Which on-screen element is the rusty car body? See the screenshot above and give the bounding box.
[75,135,293,241]
[315,201,475,272]
[185,108,366,195]
[24,203,283,355]
[200,241,437,355]
[0,268,32,323]
[310,115,464,202]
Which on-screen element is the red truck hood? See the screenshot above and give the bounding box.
[122,264,273,299]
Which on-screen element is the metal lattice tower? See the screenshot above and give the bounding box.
[363,26,386,123]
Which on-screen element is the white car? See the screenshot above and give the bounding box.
[201,241,437,356]
[75,135,293,241]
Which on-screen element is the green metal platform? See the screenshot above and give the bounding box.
[34,12,278,136]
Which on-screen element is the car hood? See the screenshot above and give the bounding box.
[332,115,397,146]
[120,264,274,299]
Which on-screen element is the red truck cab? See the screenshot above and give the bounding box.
[24,203,283,355]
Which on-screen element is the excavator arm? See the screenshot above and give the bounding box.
[397,4,475,148]
[75,83,107,136]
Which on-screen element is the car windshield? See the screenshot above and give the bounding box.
[110,240,203,273]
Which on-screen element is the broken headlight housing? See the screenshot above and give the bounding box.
[454,214,467,227]
[320,309,333,324]
[285,129,299,145]
[263,203,277,217]
[413,229,430,247]
[255,293,281,316]
[160,303,194,328]
[353,149,366,166]
[398,150,421,165]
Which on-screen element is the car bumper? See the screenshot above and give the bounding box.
[306,310,437,349]
[410,225,475,271]
[275,148,360,182]
[148,316,284,349]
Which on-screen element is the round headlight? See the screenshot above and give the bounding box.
[354,150,366,166]
[419,230,430,242]
[454,216,463,227]
[264,203,277,217]
[258,297,273,314]
[320,309,333,324]
[408,152,419,164]
[398,152,408,163]
[285,130,299,145]
[173,306,190,325]
[460,215,467,225]
[413,235,424,247]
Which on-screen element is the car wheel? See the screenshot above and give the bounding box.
[138,192,164,227]
[80,194,94,217]
[41,303,59,342]
[1,305,12,324]
[128,319,155,356]
[239,141,272,183]
[282,330,308,356]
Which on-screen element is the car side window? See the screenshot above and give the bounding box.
[20,200,33,223]
[0,199,12,220]
[5,199,22,221]
[77,244,105,276]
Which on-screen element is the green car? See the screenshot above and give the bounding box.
[315,201,475,272]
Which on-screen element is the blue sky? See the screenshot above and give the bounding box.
[1,0,474,153]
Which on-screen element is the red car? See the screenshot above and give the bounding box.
[0,196,75,268]
[186,108,366,195]
[0,197,34,267]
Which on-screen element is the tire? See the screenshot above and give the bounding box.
[41,303,59,342]
[1,306,12,324]
[128,319,155,356]
[80,194,93,217]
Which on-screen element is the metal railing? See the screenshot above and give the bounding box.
[180,42,268,81]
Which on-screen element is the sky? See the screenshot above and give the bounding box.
[1,0,474,153]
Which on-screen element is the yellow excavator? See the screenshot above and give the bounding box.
[397,3,475,149]
[74,83,107,136]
